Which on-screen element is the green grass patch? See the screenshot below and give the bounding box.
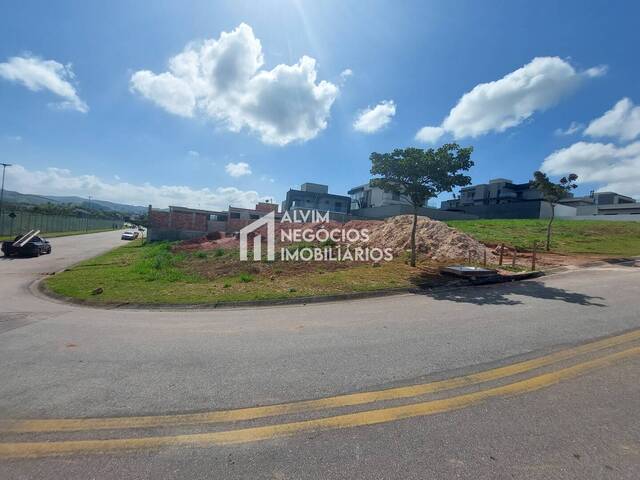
[46,241,424,305]
[446,219,640,256]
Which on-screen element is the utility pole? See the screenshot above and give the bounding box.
[0,163,12,236]
[86,195,92,232]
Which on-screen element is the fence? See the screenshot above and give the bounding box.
[0,212,123,237]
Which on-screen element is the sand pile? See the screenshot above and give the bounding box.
[355,215,491,262]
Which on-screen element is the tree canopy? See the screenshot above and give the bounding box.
[369,144,474,207]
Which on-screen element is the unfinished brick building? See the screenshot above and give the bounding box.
[147,202,281,241]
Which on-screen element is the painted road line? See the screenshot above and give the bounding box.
[2,328,640,434]
[1,345,639,459]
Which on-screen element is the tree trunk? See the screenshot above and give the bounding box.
[410,205,418,267]
[546,203,555,251]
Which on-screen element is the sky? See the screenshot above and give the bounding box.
[1,0,639,210]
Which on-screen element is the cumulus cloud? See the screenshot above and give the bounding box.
[225,161,252,177]
[353,100,396,133]
[554,121,584,136]
[0,55,88,112]
[541,141,640,198]
[415,57,604,143]
[415,126,445,143]
[584,98,640,142]
[5,164,264,210]
[130,23,338,145]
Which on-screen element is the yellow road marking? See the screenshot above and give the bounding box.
[2,328,640,434]
[1,345,638,459]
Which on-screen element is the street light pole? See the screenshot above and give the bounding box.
[0,163,12,236]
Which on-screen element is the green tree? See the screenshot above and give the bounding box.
[370,144,474,266]
[532,171,578,251]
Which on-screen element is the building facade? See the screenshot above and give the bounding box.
[148,202,281,241]
[281,183,351,215]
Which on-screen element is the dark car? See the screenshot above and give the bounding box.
[1,234,52,257]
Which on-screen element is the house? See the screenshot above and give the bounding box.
[281,183,351,215]
[440,178,575,219]
[348,182,476,221]
[560,191,639,216]
[348,183,416,210]
[148,202,282,241]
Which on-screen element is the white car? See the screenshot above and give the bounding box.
[121,230,139,241]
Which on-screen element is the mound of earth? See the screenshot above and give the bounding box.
[354,215,492,262]
[173,215,493,263]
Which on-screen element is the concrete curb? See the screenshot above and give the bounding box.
[33,255,638,311]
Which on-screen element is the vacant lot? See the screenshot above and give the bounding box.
[446,219,640,256]
[45,219,639,306]
[45,240,443,305]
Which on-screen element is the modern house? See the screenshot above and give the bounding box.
[560,191,639,216]
[440,178,576,219]
[281,183,351,216]
[440,178,639,219]
[349,182,476,221]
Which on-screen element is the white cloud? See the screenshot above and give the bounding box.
[339,68,353,85]
[5,164,264,210]
[0,55,88,113]
[541,141,640,198]
[130,23,338,146]
[415,126,445,143]
[353,100,396,133]
[584,98,640,142]
[415,57,603,142]
[188,150,200,157]
[554,121,584,136]
[225,161,252,177]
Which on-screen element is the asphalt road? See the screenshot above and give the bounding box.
[0,231,639,479]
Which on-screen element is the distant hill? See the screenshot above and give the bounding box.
[1,190,147,215]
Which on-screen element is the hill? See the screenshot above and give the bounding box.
[1,190,147,215]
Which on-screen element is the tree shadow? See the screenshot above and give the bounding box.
[416,280,607,307]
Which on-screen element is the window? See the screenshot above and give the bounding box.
[230,212,241,219]
[392,192,400,201]
[249,214,260,220]
[334,201,342,211]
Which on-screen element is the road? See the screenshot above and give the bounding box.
[0,231,639,479]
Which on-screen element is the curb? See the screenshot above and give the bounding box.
[34,255,638,311]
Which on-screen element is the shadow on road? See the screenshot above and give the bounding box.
[419,281,607,307]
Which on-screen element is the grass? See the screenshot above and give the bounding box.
[446,219,640,256]
[0,228,118,241]
[45,240,425,305]
[45,219,640,305]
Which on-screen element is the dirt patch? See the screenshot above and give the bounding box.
[354,215,495,262]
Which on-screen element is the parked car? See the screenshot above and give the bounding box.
[121,230,139,240]
[2,234,52,257]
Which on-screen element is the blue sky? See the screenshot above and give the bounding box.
[1,0,639,209]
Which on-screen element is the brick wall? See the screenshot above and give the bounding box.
[150,210,170,228]
[255,202,278,213]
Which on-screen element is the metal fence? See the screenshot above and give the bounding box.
[0,212,123,237]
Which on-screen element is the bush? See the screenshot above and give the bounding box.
[239,273,254,283]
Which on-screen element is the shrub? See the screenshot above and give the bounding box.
[239,273,254,283]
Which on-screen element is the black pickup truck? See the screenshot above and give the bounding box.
[1,234,52,257]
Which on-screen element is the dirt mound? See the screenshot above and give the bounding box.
[173,235,238,252]
[357,215,491,262]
